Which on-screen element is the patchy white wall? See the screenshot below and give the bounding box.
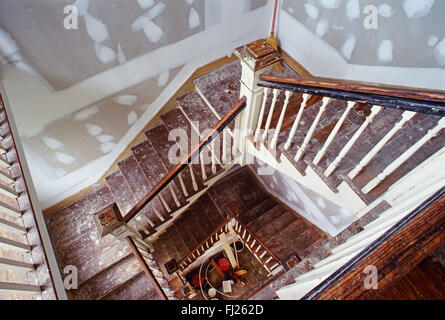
[250,158,356,237]
[0,0,272,209]
[277,0,445,90]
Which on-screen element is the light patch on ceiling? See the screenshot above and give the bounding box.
[184,0,194,5]
[74,0,90,17]
[403,0,435,19]
[94,43,116,64]
[287,7,294,14]
[157,70,170,87]
[377,39,394,63]
[319,0,341,9]
[304,3,319,20]
[96,134,114,143]
[55,152,76,165]
[74,105,99,121]
[188,8,200,29]
[144,1,167,20]
[315,18,329,38]
[0,27,19,57]
[136,0,155,10]
[346,0,360,21]
[378,4,394,18]
[127,110,138,125]
[85,123,103,136]
[117,43,127,64]
[114,95,138,105]
[84,14,109,43]
[428,35,439,47]
[434,38,445,65]
[100,142,116,153]
[42,136,64,150]
[341,33,356,60]
[142,20,164,43]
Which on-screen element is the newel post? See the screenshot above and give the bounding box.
[233,39,282,165]
[93,203,154,252]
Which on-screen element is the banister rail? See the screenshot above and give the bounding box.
[123,96,247,224]
[259,75,445,116]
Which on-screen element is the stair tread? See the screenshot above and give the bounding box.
[237,198,277,225]
[159,232,182,263]
[176,215,200,250]
[255,211,299,240]
[132,140,186,208]
[167,223,190,260]
[162,107,222,181]
[71,254,140,300]
[145,124,204,197]
[100,271,160,300]
[177,91,219,133]
[196,194,225,228]
[194,61,241,92]
[246,204,287,233]
[188,199,217,235]
[118,156,170,223]
[105,171,137,216]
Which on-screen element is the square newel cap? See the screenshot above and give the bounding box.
[233,39,282,71]
[94,203,125,237]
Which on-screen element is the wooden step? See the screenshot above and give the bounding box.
[195,194,225,228]
[71,254,140,300]
[0,183,18,199]
[166,224,190,260]
[0,155,10,168]
[177,91,219,133]
[105,171,137,215]
[162,107,223,180]
[246,205,287,233]
[145,124,204,198]
[118,156,170,223]
[99,271,157,300]
[158,232,182,263]
[237,198,277,225]
[0,200,21,218]
[175,216,199,251]
[255,211,299,240]
[131,140,186,208]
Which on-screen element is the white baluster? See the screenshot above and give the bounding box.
[178,173,188,197]
[324,105,383,177]
[313,101,356,165]
[199,152,207,181]
[222,128,228,164]
[349,111,417,179]
[158,194,171,213]
[168,184,181,208]
[150,203,165,222]
[284,93,311,150]
[189,165,198,191]
[362,118,445,194]
[211,140,217,174]
[261,89,279,141]
[294,97,331,161]
[140,214,155,227]
[271,91,292,149]
[254,88,270,143]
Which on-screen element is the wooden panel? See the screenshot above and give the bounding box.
[308,189,445,300]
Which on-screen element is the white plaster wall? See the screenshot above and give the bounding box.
[277,1,445,90]
[0,0,273,209]
[250,157,356,237]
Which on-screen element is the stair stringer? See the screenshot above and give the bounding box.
[245,140,367,216]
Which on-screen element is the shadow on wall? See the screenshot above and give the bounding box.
[250,157,356,237]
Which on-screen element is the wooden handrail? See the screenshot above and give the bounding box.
[124,96,247,223]
[302,185,445,300]
[259,75,445,117]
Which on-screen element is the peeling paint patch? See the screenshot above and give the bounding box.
[101,142,116,153]
[136,0,155,10]
[74,105,99,121]
[319,0,341,9]
[157,70,170,87]
[341,33,356,60]
[428,35,439,47]
[403,0,435,19]
[117,43,127,64]
[55,152,76,165]
[434,38,445,65]
[97,135,114,143]
[114,95,138,105]
[42,136,63,150]
[85,123,103,136]
[127,110,138,125]
[94,43,116,64]
[346,0,360,21]
[378,4,394,18]
[189,8,200,29]
[74,0,90,16]
[377,39,393,63]
[84,14,109,43]
[304,3,319,20]
[316,18,329,37]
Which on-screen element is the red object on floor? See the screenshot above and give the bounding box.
[218,258,230,271]
[190,274,204,288]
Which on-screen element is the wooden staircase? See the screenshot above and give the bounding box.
[0,98,57,299]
